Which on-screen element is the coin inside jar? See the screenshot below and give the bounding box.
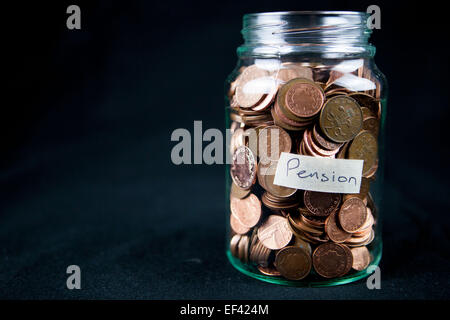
[338,197,368,233]
[284,78,325,118]
[319,95,363,143]
[325,211,352,243]
[230,214,250,235]
[275,246,312,280]
[235,65,270,108]
[263,161,297,198]
[257,215,293,250]
[230,146,257,190]
[312,242,353,278]
[348,130,378,177]
[304,191,341,217]
[258,125,292,164]
[351,246,371,271]
[230,193,262,228]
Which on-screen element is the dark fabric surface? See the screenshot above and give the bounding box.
[1,1,449,299]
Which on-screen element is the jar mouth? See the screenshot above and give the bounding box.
[240,11,374,57]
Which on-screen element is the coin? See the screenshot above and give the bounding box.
[230,234,241,258]
[275,246,312,280]
[258,215,293,250]
[348,92,380,119]
[338,197,368,233]
[325,211,352,243]
[284,78,325,118]
[251,81,277,111]
[263,161,297,198]
[238,234,250,263]
[312,242,353,278]
[230,193,261,228]
[275,63,314,82]
[348,130,378,176]
[230,128,245,155]
[258,125,292,164]
[288,214,323,236]
[292,237,312,255]
[230,182,251,199]
[230,146,257,189]
[257,264,281,277]
[235,65,270,108]
[312,124,343,151]
[230,214,250,235]
[351,246,371,271]
[319,95,363,143]
[261,192,300,210]
[304,191,341,217]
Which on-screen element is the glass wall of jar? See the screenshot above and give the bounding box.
[225,11,387,286]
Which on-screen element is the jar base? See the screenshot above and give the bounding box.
[227,239,382,287]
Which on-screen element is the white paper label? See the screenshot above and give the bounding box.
[273,153,364,194]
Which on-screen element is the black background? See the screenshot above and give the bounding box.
[1,0,449,299]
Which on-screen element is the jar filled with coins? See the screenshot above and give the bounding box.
[226,11,386,286]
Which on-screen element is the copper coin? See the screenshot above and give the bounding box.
[288,214,323,236]
[230,193,261,228]
[304,191,341,217]
[271,104,308,132]
[312,124,343,151]
[292,236,312,255]
[348,92,380,119]
[275,246,312,280]
[230,182,251,199]
[235,65,270,108]
[351,246,371,271]
[238,235,250,263]
[258,215,293,250]
[230,214,250,235]
[257,264,281,277]
[275,63,314,82]
[325,211,352,243]
[284,79,325,118]
[257,160,271,189]
[303,129,338,158]
[312,242,353,278]
[338,197,367,233]
[230,128,245,155]
[263,161,297,198]
[363,115,379,137]
[230,146,257,189]
[348,130,378,176]
[258,125,292,164]
[251,79,278,111]
[230,234,241,258]
[319,95,363,143]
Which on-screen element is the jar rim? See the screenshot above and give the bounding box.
[244,11,368,18]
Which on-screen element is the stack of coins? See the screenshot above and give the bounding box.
[228,62,380,280]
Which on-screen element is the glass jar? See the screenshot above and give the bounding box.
[225,11,387,286]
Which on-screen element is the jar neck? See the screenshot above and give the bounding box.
[238,11,376,59]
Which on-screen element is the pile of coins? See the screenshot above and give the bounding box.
[228,62,381,280]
